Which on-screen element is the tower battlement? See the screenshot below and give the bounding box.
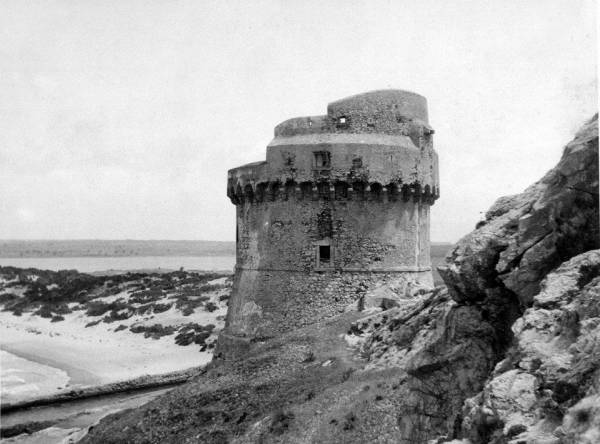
[228,89,439,206]
[216,90,440,360]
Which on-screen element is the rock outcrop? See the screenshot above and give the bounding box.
[439,114,598,308]
[434,113,599,442]
[80,116,598,444]
[461,250,600,443]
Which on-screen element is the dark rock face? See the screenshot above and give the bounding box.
[440,114,599,308]
[81,116,598,444]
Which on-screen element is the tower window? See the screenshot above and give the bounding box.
[318,245,331,267]
[313,151,331,169]
[336,116,349,128]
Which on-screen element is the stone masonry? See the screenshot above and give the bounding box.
[215,90,440,359]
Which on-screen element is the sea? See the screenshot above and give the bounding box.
[0,255,236,274]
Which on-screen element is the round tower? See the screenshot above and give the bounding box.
[216,89,439,359]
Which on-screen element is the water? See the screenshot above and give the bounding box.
[0,350,70,405]
[0,256,236,273]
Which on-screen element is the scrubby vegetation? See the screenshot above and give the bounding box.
[174,323,216,350]
[0,266,233,351]
[129,323,177,339]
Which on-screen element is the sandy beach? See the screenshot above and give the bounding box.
[0,313,212,405]
[0,276,229,406]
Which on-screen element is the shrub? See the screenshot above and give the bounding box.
[174,323,215,346]
[129,288,164,304]
[198,283,224,293]
[135,303,154,315]
[152,302,172,313]
[205,302,218,312]
[86,300,128,317]
[0,293,19,304]
[103,309,132,323]
[129,323,176,339]
[51,315,65,322]
[35,305,53,318]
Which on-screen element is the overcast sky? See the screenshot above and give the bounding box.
[0,0,596,242]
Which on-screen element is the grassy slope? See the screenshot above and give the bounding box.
[81,311,411,444]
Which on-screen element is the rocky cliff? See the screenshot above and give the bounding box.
[81,115,598,444]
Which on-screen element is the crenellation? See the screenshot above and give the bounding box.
[217,89,440,359]
[229,179,438,204]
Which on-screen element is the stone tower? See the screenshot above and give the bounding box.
[216,89,439,358]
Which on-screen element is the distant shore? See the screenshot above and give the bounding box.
[0,239,236,258]
[0,255,236,274]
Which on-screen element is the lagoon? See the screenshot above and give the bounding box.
[0,256,236,274]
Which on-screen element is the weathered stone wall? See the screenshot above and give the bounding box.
[217,89,439,359]
[236,198,431,271]
[217,268,431,359]
[216,195,433,358]
[228,135,438,201]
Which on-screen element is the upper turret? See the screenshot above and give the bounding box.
[273,89,431,137]
[227,90,439,204]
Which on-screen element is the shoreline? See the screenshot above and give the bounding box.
[1,344,102,388]
[1,365,199,414]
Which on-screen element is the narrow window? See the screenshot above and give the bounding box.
[313,151,331,169]
[318,245,331,267]
[336,116,349,129]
